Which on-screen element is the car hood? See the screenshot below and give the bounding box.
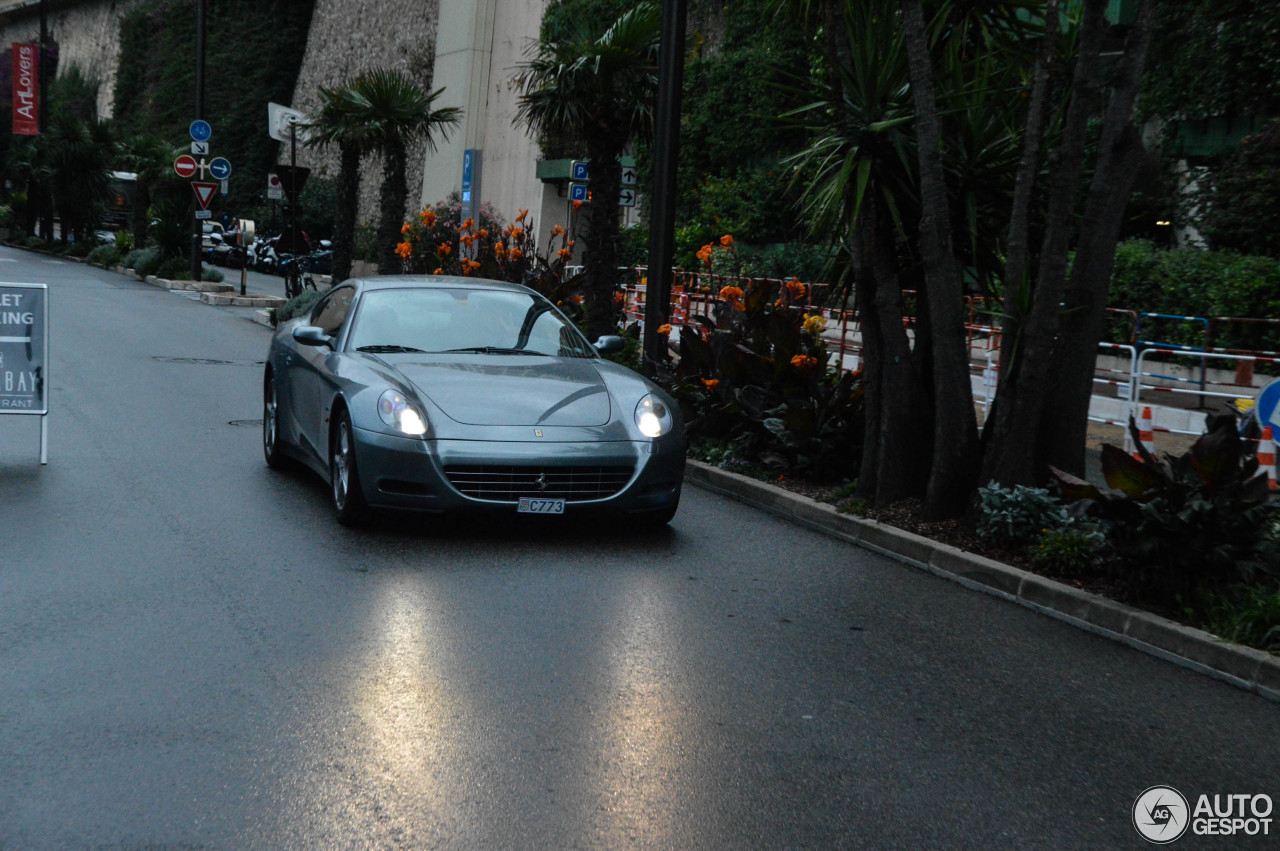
[392,356,613,427]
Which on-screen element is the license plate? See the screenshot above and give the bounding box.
[518,497,565,514]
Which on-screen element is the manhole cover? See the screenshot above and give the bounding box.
[229,419,263,428]
[153,357,265,366]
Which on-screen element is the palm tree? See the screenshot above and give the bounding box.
[513,2,661,339]
[304,84,378,282]
[341,69,461,274]
[117,133,179,250]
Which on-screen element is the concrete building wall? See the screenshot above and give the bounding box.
[421,0,548,232]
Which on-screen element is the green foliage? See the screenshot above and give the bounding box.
[1030,527,1107,577]
[1141,1,1280,122]
[1109,240,1280,351]
[125,247,161,277]
[0,205,13,227]
[201,267,224,283]
[354,223,378,264]
[975,482,1073,550]
[672,266,862,479]
[1052,415,1279,605]
[275,289,326,325]
[1201,119,1280,258]
[64,240,95,258]
[617,224,648,268]
[156,256,191,280]
[115,230,135,253]
[24,236,47,250]
[87,245,121,268]
[112,0,314,214]
[1190,584,1280,651]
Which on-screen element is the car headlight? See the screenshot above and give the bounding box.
[634,394,673,438]
[378,389,427,436]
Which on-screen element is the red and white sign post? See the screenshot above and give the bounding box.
[11,43,38,136]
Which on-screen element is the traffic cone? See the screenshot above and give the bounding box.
[1133,406,1155,460]
[1258,426,1276,492]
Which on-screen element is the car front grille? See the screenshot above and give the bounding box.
[443,464,634,502]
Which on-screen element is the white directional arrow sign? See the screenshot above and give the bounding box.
[619,188,637,207]
[621,165,637,186]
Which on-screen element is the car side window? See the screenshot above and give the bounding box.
[311,287,355,335]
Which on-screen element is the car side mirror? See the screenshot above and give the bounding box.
[594,335,625,355]
[292,325,333,348]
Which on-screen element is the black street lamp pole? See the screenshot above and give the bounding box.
[190,0,206,280]
[643,0,687,378]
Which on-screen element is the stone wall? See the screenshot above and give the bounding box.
[285,0,441,227]
[0,0,146,119]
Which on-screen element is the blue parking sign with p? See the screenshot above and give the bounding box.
[571,160,589,182]
[570,184,588,202]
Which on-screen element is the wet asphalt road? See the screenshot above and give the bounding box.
[0,248,1277,849]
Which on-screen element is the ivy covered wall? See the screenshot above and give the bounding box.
[111,0,316,212]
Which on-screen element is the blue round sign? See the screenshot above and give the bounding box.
[209,157,232,180]
[1255,377,1280,434]
[189,120,212,142]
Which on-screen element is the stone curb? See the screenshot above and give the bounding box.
[198,291,286,308]
[685,460,1280,703]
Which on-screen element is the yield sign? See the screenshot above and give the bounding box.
[191,181,219,210]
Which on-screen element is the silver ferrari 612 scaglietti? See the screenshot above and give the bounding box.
[263,276,685,525]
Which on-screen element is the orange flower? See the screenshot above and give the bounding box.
[774,298,784,308]
[571,295,584,304]
[785,277,806,298]
[462,259,481,275]
[720,234,734,247]
[433,267,443,274]
[791,354,819,370]
[719,285,744,303]
[400,222,411,235]
[395,241,412,259]
[460,234,475,248]
[551,224,565,237]
[557,247,573,260]
[479,229,488,238]
[517,208,529,222]
[613,292,625,307]
[461,217,475,232]
[511,248,523,260]
[513,227,524,239]
[566,239,575,249]
[419,210,437,227]
[495,243,507,257]
[697,244,714,266]
[657,324,672,335]
[437,243,452,256]
[572,200,584,211]
[702,378,720,390]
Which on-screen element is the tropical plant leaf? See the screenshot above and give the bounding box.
[1100,444,1165,499]
[1048,465,1106,503]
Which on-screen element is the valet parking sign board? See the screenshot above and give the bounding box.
[11,43,38,136]
[0,283,49,463]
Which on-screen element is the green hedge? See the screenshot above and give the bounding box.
[1109,240,1280,352]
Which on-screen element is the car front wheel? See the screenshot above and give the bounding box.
[263,373,287,469]
[330,411,368,524]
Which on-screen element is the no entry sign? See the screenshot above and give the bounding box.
[174,155,197,178]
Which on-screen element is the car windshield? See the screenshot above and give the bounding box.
[347,287,596,359]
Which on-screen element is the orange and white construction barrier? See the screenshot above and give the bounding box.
[1133,406,1155,460]
[1259,426,1276,491]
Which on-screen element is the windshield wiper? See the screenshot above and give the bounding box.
[439,346,549,356]
[356,344,427,353]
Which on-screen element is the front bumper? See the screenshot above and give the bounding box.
[351,426,685,516]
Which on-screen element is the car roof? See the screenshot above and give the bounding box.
[345,275,536,295]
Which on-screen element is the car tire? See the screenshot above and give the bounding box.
[330,411,368,525]
[263,372,289,469]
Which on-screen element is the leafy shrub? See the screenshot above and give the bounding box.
[354,223,378,263]
[1191,585,1280,651]
[1053,415,1279,605]
[115,230,134,253]
[274,289,326,325]
[1030,527,1107,576]
[0,205,13,227]
[64,240,95,258]
[156,257,191,280]
[24,236,47,250]
[672,239,862,479]
[1109,240,1280,351]
[201,267,224,283]
[125,247,161,277]
[975,482,1073,550]
[87,245,121,268]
